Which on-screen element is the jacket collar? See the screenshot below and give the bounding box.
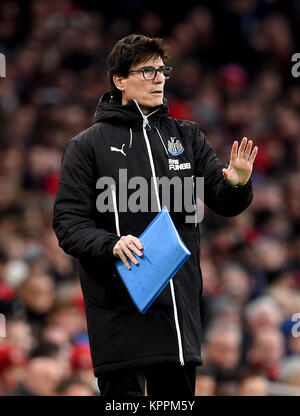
[94,92,169,127]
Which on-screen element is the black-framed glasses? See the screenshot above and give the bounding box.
[127,66,173,80]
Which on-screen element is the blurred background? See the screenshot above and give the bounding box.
[0,0,300,396]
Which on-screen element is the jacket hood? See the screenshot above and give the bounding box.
[94,91,169,127]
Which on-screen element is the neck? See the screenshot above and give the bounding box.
[140,106,151,115]
[121,97,155,115]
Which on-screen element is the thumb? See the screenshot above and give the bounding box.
[222,168,231,182]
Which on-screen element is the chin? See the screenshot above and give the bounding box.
[140,98,163,114]
[150,98,163,107]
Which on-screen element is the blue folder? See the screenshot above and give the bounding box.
[115,206,191,313]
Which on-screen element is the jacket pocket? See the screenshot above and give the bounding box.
[102,271,135,309]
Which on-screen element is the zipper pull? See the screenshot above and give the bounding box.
[143,117,151,130]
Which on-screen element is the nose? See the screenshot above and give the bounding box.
[154,70,165,83]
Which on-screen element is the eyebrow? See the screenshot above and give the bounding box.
[135,65,165,70]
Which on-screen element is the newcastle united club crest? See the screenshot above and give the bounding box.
[168,137,184,156]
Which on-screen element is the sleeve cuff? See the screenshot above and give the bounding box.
[106,235,121,261]
[223,177,252,191]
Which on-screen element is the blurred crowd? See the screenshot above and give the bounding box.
[0,0,300,396]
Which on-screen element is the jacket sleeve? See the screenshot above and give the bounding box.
[193,126,253,217]
[53,137,120,261]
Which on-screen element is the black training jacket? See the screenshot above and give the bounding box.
[53,92,253,376]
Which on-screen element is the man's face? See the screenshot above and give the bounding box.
[116,56,166,114]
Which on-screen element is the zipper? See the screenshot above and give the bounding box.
[154,126,169,157]
[191,175,197,227]
[111,183,121,237]
[133,99,185,366]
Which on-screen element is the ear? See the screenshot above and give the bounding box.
[113,74,126,92]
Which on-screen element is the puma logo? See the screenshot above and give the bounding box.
[110,144,126,156]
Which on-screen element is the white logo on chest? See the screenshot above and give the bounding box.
[169,159,191,170]
[110,144,126,156]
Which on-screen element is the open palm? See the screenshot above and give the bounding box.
[222,137,258,186]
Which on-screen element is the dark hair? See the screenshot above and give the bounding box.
[107,34,169,100]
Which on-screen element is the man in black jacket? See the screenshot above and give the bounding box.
[53,34,258,396]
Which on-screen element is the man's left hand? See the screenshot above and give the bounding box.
[222,137,258,186]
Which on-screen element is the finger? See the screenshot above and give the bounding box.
[125,235,142,248]
[130,244,143,257]
[230,141,238,162]
[244,140,253,160]
[222,168,232,183]
[249,146,258,164]
[124,248,139,265]
[120,239,138,264]
[132,237,143,251]
[125,236,143,255]
[119,253,131,270]
[125,235,135,243]
[121,237,132,249]
[126,239,142,255]
[119,241,139,265]
[237,137,248,159]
